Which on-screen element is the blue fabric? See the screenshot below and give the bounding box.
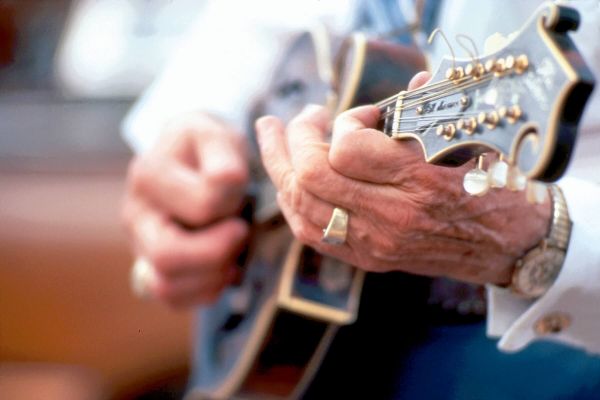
[392,322,600,400]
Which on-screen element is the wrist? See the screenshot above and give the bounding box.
[507,185,572,298]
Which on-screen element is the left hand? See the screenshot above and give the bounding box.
[255,74,551,286]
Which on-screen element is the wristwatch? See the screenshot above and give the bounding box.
[510,185,572,299]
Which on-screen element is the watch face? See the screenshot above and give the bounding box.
[513,247,565,298]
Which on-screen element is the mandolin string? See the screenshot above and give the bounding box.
[375,78,464,109]
[377,74,494,119]
[396,75,494,110]
[379,75,495,121]
[386,111,482,122]
[375,76,467,109]
[375,73,477,108]
[381,73,476,101]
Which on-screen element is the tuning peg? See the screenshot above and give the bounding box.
[493,58,506,75]
[463,156,490,196]
[526,181,549,204]
[465,62,485,79]
[478,111,500,129]
[457,117,477,135]
[505,55,516,70]
[436,123,457,140]
[446,66,465,80]
[506,165,527,191]
[487,158,509,188]
[515,54,529,74]
[498,105,522,124]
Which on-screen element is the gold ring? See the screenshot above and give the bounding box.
[321,207,349,245]
[130,258,157,299]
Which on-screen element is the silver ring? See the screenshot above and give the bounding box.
[130,258,157,299]
[321,207,349,245]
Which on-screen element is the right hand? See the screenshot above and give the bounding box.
[122,112,250,308]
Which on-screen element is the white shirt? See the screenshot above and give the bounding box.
[122,0,600,353]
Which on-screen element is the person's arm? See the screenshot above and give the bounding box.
[255,73,600,354]
[487,177,600,353]
[254,74,551,286]
[122,0,357,153]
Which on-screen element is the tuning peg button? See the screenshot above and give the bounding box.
[506,165,527,191]
[478,111,500,129]
[457,117,477,135]
[436,123,457,140]
[446,66,465,80]
[499,105,522,123]
[488,159,509,188]
[464,167,490,196]
[465,63,485,79]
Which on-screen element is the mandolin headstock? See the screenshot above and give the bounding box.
[385,3,595,182]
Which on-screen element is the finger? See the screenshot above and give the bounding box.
[133,211,249,277]
[197,131,249,188]
[276,190,336,232]
[407,71,431,90]
[151,266,233,308]
[255,115,294,192]
[162,112,246,171]
[329,105,424,183]
[129,154,246,226]
[282,105,368,210]
[278,195,409,273]
[276,193,354,262]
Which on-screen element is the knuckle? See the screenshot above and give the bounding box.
[328,142,352,172]
[295,155,320,188]
[146,241,175,274]
[280,167,296,191]
[370,238,400,262]
[205,158,249,186]
[290,219,314,245]
[289,185,307,213]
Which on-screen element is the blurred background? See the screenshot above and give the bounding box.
[0,1,203,398]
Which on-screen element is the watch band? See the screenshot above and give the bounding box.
[509,184,572,298]
[546,184,572,251]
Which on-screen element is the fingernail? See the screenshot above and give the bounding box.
[255,116,272,134]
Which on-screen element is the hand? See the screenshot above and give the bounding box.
[256,73,552,285]
[122,112,249,308]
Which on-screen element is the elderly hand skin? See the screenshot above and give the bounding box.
[121,113,249,308]
[256,72,551,285]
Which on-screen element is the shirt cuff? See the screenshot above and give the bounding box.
[486,177,600,354]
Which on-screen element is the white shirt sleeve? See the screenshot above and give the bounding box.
[121,0,356,153]
[487,177,600,354]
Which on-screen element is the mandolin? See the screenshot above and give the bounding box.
[187,3,594,399]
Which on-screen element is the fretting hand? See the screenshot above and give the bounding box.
[255,73,552,285]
